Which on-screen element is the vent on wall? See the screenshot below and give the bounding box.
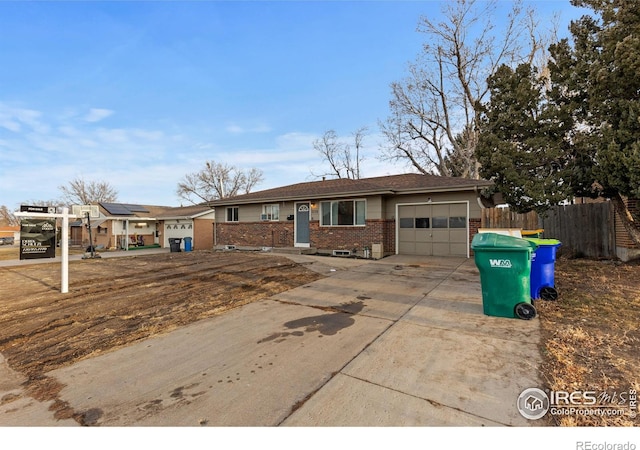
[332,250,351,257]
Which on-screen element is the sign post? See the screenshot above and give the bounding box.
[15,206,76,294]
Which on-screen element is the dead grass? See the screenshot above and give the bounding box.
[537,257,640,426]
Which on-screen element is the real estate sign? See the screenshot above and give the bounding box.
[20,205,57,214]
[20,218,57,260]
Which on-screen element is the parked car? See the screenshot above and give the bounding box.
[0,237,15,245]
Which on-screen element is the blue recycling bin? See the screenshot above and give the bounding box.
[525,238,561,300]
[184,236,192,252]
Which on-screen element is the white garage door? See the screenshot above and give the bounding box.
[398,203,468,257]
[164,220,194,248]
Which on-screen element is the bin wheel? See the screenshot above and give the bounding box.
[515,302,537,320]
[540,286,558,301]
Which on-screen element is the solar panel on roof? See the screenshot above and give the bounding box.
[100,203,135,215]
[124,204,149,213]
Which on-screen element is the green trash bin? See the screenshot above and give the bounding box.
[471,233,538,320]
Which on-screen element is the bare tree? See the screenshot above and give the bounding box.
[379,0,551,179]
[313,127,367,180]
[0,205,19,226]
[59,177,118,206]
[176,161,264,204]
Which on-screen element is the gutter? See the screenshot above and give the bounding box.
[211,189,396,206]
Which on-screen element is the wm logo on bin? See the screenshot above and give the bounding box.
[489,259,512,268]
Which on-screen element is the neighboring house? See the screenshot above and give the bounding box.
[157,205,216,250]
[0,226,19,245]
[210,173,493,258]
[73,203,215,251]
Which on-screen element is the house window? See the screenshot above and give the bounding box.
[262,204,279,221]
[226,207,239,222]
[320,200,366,226]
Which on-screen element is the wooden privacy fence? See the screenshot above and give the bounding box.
[481,208,540,230]
[481,203,617,259]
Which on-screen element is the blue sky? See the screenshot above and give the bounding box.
[0,0,585,209]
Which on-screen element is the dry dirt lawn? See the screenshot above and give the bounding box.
[0,250,323,423]
[0,248,638,427]
[537,257,640,426]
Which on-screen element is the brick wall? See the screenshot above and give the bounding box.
[383,219,396,254]
[469,218,481,256]
[194,219,214,250]
[216,217,478,257]
[310,219,394,254]
[216,221,294,248]
[216,219,396,253]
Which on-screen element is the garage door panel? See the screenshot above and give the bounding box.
[432,204,449,216]
[450,203,467,216]
[415,242,432,255]
[399,228,415,242]
[415,229,432,243]
[432,229,450,242]
[450,243,468,256]
[415,205,431,216]
[449,229,467,243]
[397,202,468,257]
[399,205,415,218]
[399,242,417,254]
[432,242,450,256]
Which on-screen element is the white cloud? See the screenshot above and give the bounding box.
[225,122,272,134]
[275,131,317,149]
[0,100,408,208]
[0,103,48,133]
[84,108,114,123]
[0,118,21,132]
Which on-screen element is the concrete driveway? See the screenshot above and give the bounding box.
[0,254,542,426]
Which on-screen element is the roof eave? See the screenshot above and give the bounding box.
[393,183,493,195]
[103,216,159,221]
[212,189,396,206]
[212,183,492,206]
[158,209,215,220]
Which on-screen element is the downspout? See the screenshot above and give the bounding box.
[475,185,485,210]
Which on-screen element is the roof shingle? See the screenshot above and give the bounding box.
[211,173,492,206]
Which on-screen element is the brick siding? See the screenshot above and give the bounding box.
[216,218,478,257]
[216,219,395,253]
[194,219,214,250]
[468,218,481,256]
[216,221,294,248]
[310,219,394,254]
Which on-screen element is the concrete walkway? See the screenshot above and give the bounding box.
[0,253,542,426]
